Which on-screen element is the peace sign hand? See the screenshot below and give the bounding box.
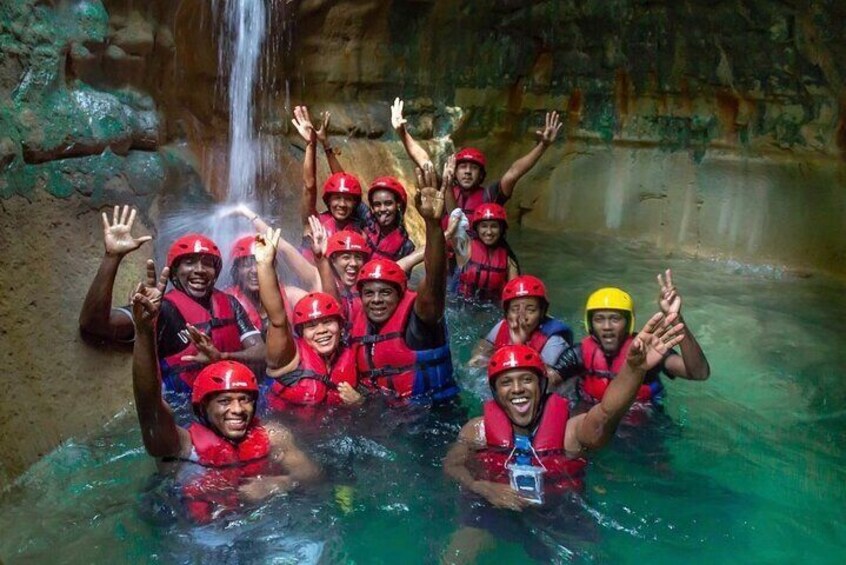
[131,260,169,331]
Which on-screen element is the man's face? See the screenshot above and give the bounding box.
[235,257,258,293]
[174,254,218,299]
[328,194,356,222]
[370,189,399,228]
[506,297,544,334]
[590,309,629,354]
[477,219,502,246]
[493,369,543,431]
[360,281,401,325]
[455,161,482,190]
[331,252,366,287]
[204,391,256,441]
[301,317,341,356]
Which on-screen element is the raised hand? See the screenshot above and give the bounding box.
[657,268,682,317]
[536,110,562,146]
[442,153,456,188]
[507,310,531,345]
[315,111,331,145]
[390,97,407,131]
[291,105,316,142]
[307,216,328,259]
[414,162,446,222]
[627,312,685,372]
[182,325,221,364]
[131,260,169,331]
[253,228,281,265]
[102,205,152,257]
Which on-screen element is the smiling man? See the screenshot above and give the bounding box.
[443,312,685,561]
[130,266,318,523]
[348,165,459,404]
[156,234,265,395]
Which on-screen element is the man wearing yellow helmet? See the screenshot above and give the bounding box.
[553,269,710,407]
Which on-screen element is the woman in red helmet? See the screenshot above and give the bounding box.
[156,234,266,396]
[391,97,563,218]
[363,176,416,262]
[454,203,520,301]
[223,234,314,338]
[130,267,319,523]
[254,228,363,409]
[469,275,573,387]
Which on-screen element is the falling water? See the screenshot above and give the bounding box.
[223,0,267,203]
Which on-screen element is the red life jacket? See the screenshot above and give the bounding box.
[181,421,270,523]
[452,184,488,218]
[493,316,574,353]
[477,395,586,494]
[160,290,243,391]
[365,224,412,262]
[456,239,509,301]
[349,291,457,402]
[580,335,656,402]
[337,282,362,333]
[224,284,294,336]
[265,339,358,410]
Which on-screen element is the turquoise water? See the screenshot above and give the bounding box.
[2,228,845,563]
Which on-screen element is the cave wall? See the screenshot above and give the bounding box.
[2,0,846,487]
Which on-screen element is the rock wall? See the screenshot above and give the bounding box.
[2,0,846,486]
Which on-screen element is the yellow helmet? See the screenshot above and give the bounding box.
[584,287,635,334]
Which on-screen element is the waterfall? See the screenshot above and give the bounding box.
[222,0,267,203]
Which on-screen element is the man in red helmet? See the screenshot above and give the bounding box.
[442,312,685,561]
[130,267,319,523]
[391,98,562,218]
[348,164,459,404]
[155,234,265,395]
[79,205,153,344]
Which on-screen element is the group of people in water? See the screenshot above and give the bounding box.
[79,99,710,559]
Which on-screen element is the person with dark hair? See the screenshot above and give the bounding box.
[363,176,416,262]
[454,203,519,301]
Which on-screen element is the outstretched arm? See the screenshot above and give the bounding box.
[392,97,432,170]
[293,106,319,227]
[566,312,686,453]
[131,261,190,458]
[657,269,711,381]
[413,163,448,324]
[79,205,152,342]
[499,111,562,199]
[255,229,297,372]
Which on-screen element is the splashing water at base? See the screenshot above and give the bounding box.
[2,228,846,563]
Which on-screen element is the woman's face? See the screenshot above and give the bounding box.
[370,189,400,229]
[477,220,503,246]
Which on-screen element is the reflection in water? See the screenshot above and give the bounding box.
[2,229,846,562]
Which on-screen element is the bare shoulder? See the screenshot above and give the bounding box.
[457,416,486,448]
[263,421,295,449]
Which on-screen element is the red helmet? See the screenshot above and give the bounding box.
[488,344,546,386]
[326,230,370,259]
[455,147,487,170]
[356,258,407,293]
[230,235,256,262]
[471,203,508,228]
[368,176,408,209]
[323,172,363,205]
[191,360,259,409]
[293,292,344,329]
[166,234,222,270]
[501,275,548,307]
